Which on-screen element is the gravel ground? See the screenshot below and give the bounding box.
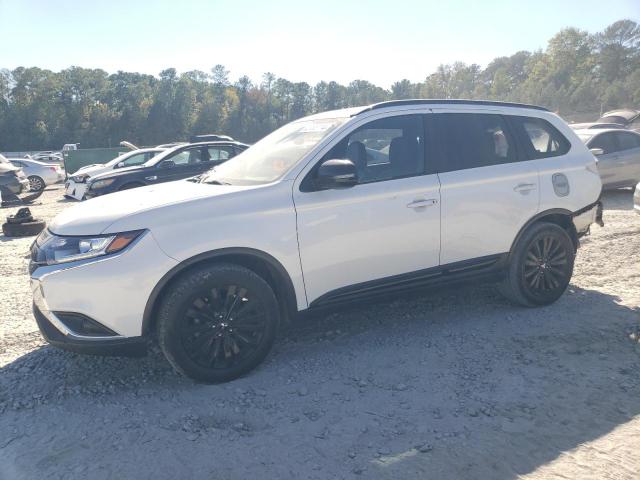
[1,185,639,480]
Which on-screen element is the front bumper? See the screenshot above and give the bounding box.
[64,180,88,200]
[33,304,146,356]
[30,231,179,349]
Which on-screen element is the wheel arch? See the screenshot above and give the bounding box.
[510,208,579,256]
[142,247,298,335]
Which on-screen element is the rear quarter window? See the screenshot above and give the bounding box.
[509,116,570,159]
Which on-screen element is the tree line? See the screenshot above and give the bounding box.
[1,19,639,151]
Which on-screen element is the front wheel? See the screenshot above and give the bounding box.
[157,263,279,383]
[499,222,575,307]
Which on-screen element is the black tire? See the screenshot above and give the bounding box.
[28,176,45,191]
[157,263,279,383]
[2,220,46,237]
[118,182,144,191]
[499,222,575,307]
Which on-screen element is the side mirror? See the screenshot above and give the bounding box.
[160,160,175,169]
[315,159,358,190]
[590,148,604,156]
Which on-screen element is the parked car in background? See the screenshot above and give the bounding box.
[571,109,640,131]
[576,128,640,189]
[570,123,627,130]
[0,154,30,199]
[9,158,64,191]
[32,152,64,164]
[30,100,603,383]
[190,134,234,143]
[81,140,249,199]
[65,147,166,200]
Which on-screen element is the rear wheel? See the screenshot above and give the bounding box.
[157,263,279,383]
[499,222,575,307]
[28,176,45,191]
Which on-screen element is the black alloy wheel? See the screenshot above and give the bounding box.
[522,235,571,296]
[157,263,279,383]
[179,285,268,370]
[499,222,575,307]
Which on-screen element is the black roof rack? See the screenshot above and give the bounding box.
[356,99,550,115]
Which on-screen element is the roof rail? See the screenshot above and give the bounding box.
[356,99,550,115]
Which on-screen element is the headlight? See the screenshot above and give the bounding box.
[90,178,115,190]
[71,174,89,183]
[33,229,144,265]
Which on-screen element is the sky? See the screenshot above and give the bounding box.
[1,0,639,88]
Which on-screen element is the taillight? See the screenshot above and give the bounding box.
[49,166,58,172]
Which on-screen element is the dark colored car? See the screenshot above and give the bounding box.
[82,141,249,199]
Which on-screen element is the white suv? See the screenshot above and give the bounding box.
[30,100,603,382]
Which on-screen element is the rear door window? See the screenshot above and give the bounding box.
[207,146,233,162]
[589,133,618,154]
[433,113,516,172]
[509,116,570,159]
[615,132,640,151]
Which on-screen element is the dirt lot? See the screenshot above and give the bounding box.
[1,184,639,480]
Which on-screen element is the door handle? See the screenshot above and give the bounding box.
[513,183,536,193]
[145,175,158,181]
[407,198,438,209]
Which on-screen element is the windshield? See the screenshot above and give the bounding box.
[105,149,161,168]
[200,117,349,185]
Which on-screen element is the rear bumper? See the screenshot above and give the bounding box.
[33,304,147,357]
[573,200,603,235]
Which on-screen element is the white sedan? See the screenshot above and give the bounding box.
[65,147,165,200]
[9,158,65,190]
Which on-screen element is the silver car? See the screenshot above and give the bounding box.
[9,158,65,191]
[576,128,640,189]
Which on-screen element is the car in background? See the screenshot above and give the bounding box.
[634,182,640,214]
[65,147,166,200]
[0,154,30,199]
[82,141,249,199]
[9,158,64,191]
[190,134,234,143]
[571,109,640,131]
[576,128,640,189]
[32,152,64,164]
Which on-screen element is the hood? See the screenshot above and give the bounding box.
[598,109,640,125]
[48,180,254,235]
[75,163,105,173]
[88,164,149,181]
